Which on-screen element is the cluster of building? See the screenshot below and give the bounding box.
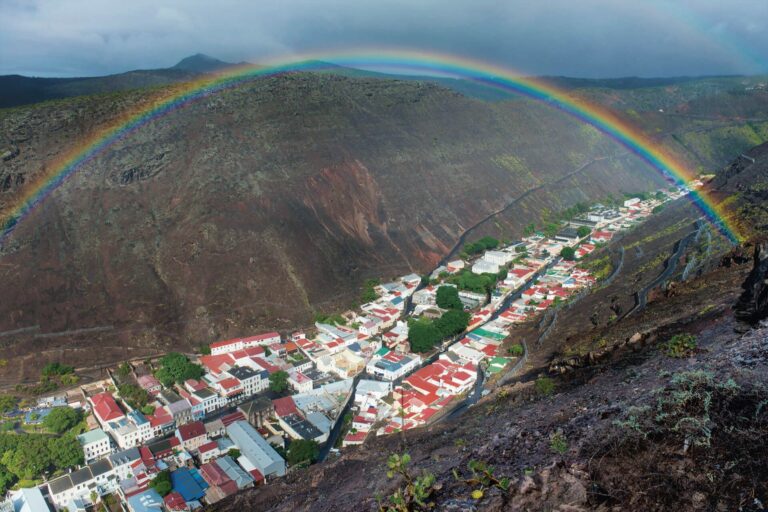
[2,189,681,512]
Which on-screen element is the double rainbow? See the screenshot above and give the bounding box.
[0,49,742,244]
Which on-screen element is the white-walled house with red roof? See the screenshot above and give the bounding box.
[89,391,125,431]
[210,332,281,355]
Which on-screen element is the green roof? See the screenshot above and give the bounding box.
[487,357,510,373]
[77,428,108,445]
[473,329,506,341]
[374,346,390,357]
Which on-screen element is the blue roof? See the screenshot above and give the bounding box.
[170,468,207,502]
[128,410,148,425]
[347,342,361,352]
[390,296,404,305]
[126,489,163,512]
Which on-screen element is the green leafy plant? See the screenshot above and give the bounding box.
[549,431,568,454]
[535,376,556,396]
[379,453,439,511]
[462,460,511,499]
[664,333,697,358]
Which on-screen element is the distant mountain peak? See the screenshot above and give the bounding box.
[172,53,236,73]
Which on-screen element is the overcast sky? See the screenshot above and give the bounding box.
[1,0,766,78]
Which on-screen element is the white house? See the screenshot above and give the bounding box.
[483,250,513,266]
[210,332,281,355]
[77,428,112,464]
[288,371,313,393]
[472,260,500,275]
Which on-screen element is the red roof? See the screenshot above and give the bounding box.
[344,431,367,443]
[220,411,245,427]
[91,392,124,422]
[249,469,264,482]
[177,420,206,441]
[211,332,280,350]
[219,480,239,496]
[163,492,187,511]
[218,377,240,390]
[200,354,235,374]
[200,462,230,486]
[273,396,299,418]
[198,441,218,454]
[148,406,174,428]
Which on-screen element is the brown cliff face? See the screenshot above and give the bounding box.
[0,73,708,381]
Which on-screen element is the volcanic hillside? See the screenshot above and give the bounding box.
[0,72,766,383]
[215,144,768,512]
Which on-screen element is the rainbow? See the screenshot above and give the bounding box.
[0,49,742,244]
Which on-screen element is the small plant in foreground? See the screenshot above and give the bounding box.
[379,453,439,511]
[535,376,556,396]
[549,431,568,454]
[453,460,510,502]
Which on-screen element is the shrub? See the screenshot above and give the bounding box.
[535,376,556,396]
[549,431,568,454]
[507,344,524,356]
[664,333,697,358]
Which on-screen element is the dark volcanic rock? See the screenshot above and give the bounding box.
[735,241,768,325]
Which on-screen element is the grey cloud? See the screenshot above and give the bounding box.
[0,0,766,77]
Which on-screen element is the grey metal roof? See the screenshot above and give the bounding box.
[69,467,93,486]
[90,458,112,478]
[226,421,285,477]
[109,447,140,467]
[284,414,323,440]
[48,475,73,495]
[228,366,257,380]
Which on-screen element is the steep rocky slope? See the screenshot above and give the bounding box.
[0,74,664,382]
[1,74,766,383]
[215,146,768,512]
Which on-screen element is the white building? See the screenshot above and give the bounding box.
[288,371,313,393]
[108,410,153,450]
[483,250,513,266]
[210,332,282,355]
[354,380,393,405]
[472,260,500,275]
[77,428,112,464]
[45,448,140,510]
[5,487,50,512]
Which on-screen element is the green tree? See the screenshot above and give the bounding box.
[0,436,51,480]
[149,470,172,496]
[116,362,132,379]
[361,279,380,303]
[43,407,81,434]
[543,222,560,238]
[560,247,576,261]
[408,320,442,353]
[199,345,211,355]
[269,371,289,393]
[507,344,524,356]
[154,353,204,387]
[118,384,149,409]
[523,223,536,236]
[49,435,84,468]
[576,226,591,238]
[286,439,320,466]
[0,465,15,495]
[41,362,74,377]
[435,286,462,310]
[140,405,155,416]
[0,395,18,414]
[228,448,241,459]
[434,309,470,338]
